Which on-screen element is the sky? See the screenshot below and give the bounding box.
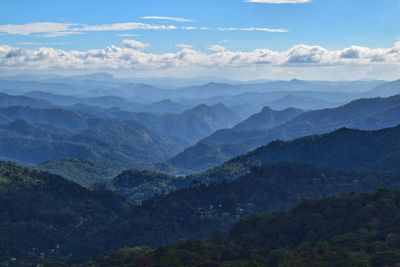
[0,0,399,80]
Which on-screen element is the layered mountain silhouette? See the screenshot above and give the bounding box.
[170,94,400,173]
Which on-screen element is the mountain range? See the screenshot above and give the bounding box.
[0,106,186,169]
[170,94,400,173]
[1,73,400,266]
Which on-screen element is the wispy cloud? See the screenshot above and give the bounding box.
[141,16,193,23]
[0,22,288,37]
[218,27,288,33]
[117,33,140,37]
[0,22,74,36]
[17,42,68,46]
[0,22,177,37]
[245,0,311,3]
[41,31,84,38]
[79,22,177,32]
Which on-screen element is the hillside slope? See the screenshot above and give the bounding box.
[171,95,400,173]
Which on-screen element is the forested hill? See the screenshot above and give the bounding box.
[198,125,400,184]
[3,161,400,265]
[0,161,131,264]
[87,189,400,267]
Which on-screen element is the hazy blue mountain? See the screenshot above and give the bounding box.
[120,75,241,89]
[0,107,186,168]
[173,79,383,100]
[228,103,262,120]
[0,79,79,95]
[366,79,400,97]
[23,91,80,106]
[57,102,241,145]
[162,141,246,174]
[262,79,384,93]
[264,94,341,110]
[234,106,303,131]
[23,91,143,111]
[0,92,52,108]
[174,82,245,99]
[5,119,54,138]
[54,72,116,82]
[169,95,400,173]
[138,99,188,114]
[126,103,242,144]
[0,106,89,130]
[0,77,387,108]
[180,90,355,111]
[77,96,142,111]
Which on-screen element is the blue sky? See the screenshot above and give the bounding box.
[0,0,399,80]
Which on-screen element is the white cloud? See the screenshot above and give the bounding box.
[121,39,149,50]
[2,42,398,79]
[79,22,177,31]
[181,26,210,30]
[245,0,311,4]
[0,22,74,35]
[0,22,177,37]
[41,31,84,38]
[0,22,288,37]
[117,33,140,37]
[176,44,193,50]
[217,27,288,33]
[141,16,193,23]
[17,42,67,46]
[209,45,226,52]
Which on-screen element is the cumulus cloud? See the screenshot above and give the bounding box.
[121,39,149,49]
[1,42,398,74]
[176,44,194,50]
[245,0,311,3]
[209,45,227,52]
[141,16,193,23]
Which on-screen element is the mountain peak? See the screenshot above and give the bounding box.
[261,106,274,113]
[67,72,115,81]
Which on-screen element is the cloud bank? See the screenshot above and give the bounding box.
[0,42,399,79]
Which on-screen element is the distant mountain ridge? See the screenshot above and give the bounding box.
[0,92,52,108]
[233,106,303,131]
[0,106,186,168]
[169,94,400,173]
